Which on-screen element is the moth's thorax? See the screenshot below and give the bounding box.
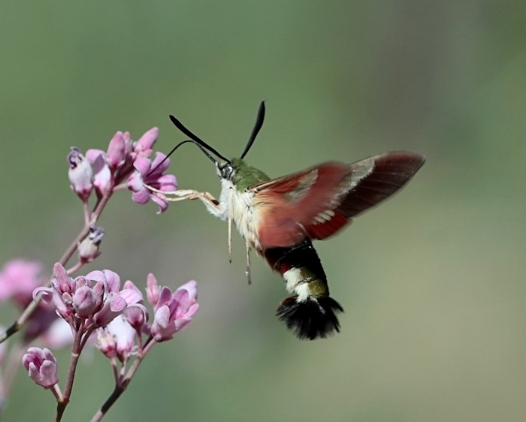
[215,178,261,250]
[204,158,271,251]
[222,158,270,191]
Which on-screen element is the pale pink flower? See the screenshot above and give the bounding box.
[84,270,144,327]
[103,315,137,362]
[96,327,117,359]
[86,149,113,196]
[127,152,177,214]
[41,319,74,349]
[151,281,198,342]
[36,264,136,329]
[22,347,58,388]
[67,147,93,201]
[122,280,148,328]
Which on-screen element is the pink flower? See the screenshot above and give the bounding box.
[127,152,177,214]
[0,259,44,303]
[36,264,137,330]
[133,127,158,159]
[0,260,67,343]
[85,270,144,327]
[86,128,160,191]
[22,347,58,388]
[122,280,148,328]
[151,281,198,342]
[86,149,113,196]
[99,315,137,362]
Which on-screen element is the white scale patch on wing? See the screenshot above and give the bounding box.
[329,157,376,208]
[283,169,318,202]
[345,157,375,190]
[312,209,335,224]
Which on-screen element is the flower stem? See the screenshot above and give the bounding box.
[90,337,156,421]
[0,192,113,344]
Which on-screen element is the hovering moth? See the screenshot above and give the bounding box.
[152,102,425,339]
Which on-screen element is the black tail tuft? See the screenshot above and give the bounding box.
[276,296,344,340]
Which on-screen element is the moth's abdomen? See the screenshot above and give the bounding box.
[264,238,344,340]
[276,296,343,340]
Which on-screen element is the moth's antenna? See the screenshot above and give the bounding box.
[240,101,266,159]
[169,115,230,162]
[146,139,196,176]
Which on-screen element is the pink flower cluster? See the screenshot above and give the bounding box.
[68,128,177,213]
[24,263,198,388]
[35,264,145,333]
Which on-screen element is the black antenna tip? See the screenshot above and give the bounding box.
[240,101,266,159]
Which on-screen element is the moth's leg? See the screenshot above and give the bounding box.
[245,240,252,285]
[195,191,221,214]
[145,185,221,212]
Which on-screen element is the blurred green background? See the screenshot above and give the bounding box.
[1,1,525,421]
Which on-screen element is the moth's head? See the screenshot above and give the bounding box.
[216,159,234,180]
[216,157,245,180]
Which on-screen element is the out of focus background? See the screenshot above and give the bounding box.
[1,2,525,421]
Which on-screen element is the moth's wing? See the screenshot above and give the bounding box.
[251,152,425,248]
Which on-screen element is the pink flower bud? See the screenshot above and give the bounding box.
[106,131,126,169]
[22,347,58,388]
[68,147,93,201]
[73,285,97,318]
[96,328,117,359]
[133,127,158,158]
[146,273,160,307]
[53,263,75,294]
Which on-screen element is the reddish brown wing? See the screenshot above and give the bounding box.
[251,151,425,249]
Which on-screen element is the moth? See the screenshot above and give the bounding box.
[152,102,425,339]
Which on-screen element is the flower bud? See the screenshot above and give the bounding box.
[78,226,105,263]
[106,131,126,169]
[22,347,58,388]
[146,273,160,307]
[68,147,93,201]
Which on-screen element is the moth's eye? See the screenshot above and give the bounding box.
[218,163,233,179]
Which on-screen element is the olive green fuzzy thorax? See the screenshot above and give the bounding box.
[229,157,270,191]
